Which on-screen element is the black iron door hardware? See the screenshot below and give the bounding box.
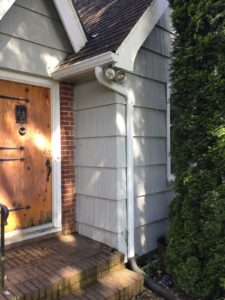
[45,159,52,182]
[0,95,30,103]
[16,105,27,124]
[0,146,24,151]
[15,105,28,136]
[0,158,25,162]
[18,126,26,136]
[0,95,29,136]
[9,204,31,213]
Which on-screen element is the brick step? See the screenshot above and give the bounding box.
[0,235,126,300]
[61,268,144,300]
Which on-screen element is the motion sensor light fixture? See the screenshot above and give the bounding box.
[115,70,126,82]
[104,66,116,80]
[104,66,126,82]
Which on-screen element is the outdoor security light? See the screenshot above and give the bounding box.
[104,66,126,82]
[115,70,126,82]
[104,67,116,80]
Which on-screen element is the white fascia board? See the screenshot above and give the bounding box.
[115,0,169,71]
[0,0,16,20]
[53,0,87,53]
[52,51,119,80]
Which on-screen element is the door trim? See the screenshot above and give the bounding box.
[0,69,62,236]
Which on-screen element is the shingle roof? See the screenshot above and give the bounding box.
[58,0,152,68]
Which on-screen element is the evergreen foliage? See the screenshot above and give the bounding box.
[166,1,225,298]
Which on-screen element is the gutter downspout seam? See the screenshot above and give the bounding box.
[95,66,135,259]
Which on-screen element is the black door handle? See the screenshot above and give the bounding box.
[45,159,52,182]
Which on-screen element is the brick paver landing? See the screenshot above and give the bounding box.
[0,234,143,299]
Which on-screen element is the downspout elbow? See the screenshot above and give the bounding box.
[95,66,128,99]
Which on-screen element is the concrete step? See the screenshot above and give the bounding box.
[61,268,144,300]
[0,234,126,300]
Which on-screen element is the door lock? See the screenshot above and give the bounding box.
[16,105,27,136]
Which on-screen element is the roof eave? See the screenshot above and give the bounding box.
[51,0,169,81]
[53,0,87,53]
[51,51,119,81]
[115,0,169,71]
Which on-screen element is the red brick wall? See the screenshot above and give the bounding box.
[60,82,76,234]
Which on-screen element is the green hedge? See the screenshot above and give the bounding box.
[166,1,225,298]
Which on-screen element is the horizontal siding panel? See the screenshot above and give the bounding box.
[76,104,126,138]
[127,74,166,110]
[130,11,172,256]
[74,80,125,111]
[77,223,127,253]
[135,219,168,255]
[157,7,173,34]
[0,34,67,76]
[0,5,72,52]
[134,165,170,197]
[75,137,126,168]
[143,26,172,57]
[135,191,173,227]
[133,48,170,82]
[77,223,117,248]
[133,137,167,166]
[76,167,126,200]
[76,195,126,233]
[133,107,166,137]
[15,0,60,19]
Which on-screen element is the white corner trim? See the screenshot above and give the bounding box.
[0,0,16,20]
[53,0,87,53]
[52,51,119,80]
[166,83,175,183]
[95,66,135,259]
[0,69,62,230]
[115,0,169,71]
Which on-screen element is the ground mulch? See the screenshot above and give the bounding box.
[137,289,164,299]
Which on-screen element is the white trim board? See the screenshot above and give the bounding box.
[115,0,169,71]
[0,0,16,20]
[166,83,175,183]
[53,0,87,53]
[0,68,62,238]
[5,225,61,246]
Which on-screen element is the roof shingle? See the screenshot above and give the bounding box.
[58,0,152,68]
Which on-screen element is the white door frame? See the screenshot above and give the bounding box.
[0,69,62,241]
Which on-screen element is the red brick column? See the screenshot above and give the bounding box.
[60,82,76,234]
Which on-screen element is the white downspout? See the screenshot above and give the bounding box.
[95,66,135,259]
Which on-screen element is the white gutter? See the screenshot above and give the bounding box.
[95,66,135,259]
[52,52,119,81]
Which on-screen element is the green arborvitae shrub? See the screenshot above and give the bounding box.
[166,1,225,298]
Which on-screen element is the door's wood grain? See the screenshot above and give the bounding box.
[0,80,52,232]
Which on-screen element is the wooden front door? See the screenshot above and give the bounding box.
[0,80,52,232]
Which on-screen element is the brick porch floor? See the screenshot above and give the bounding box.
[0,234,143,299]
